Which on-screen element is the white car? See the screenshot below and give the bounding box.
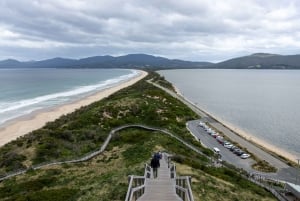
[199,121,205,127]
[240,153,251,159]
[224,143,233,149]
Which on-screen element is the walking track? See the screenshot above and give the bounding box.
[137,154,181,201]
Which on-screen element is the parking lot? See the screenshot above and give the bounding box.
[187,120,255,172]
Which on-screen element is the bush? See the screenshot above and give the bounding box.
[7,188,78,201]
[0,151,26,171]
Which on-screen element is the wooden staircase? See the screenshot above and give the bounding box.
[137,154,181,201]
[125,153,194,201]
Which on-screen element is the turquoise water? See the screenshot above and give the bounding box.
[159,69,300,159]
[0,68,138,126]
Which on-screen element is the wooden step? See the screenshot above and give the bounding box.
[137,154,182,201]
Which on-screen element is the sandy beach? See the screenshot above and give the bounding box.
[0,70,148,147]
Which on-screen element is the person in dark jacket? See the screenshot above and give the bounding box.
[150,156,160,178]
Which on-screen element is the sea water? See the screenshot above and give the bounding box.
[159,69,300,159]
[0,68,138,126]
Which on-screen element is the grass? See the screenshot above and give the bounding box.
[0,71,205,173]
[0,128,276,200]
[252,160,277,173]
[0,72,277,200]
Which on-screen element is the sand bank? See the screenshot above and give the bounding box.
[0,70,148,147]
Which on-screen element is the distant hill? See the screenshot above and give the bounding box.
[0,59,21,67]
[0,54,212,69]
[209,53,300,69]
[3,53,300,69]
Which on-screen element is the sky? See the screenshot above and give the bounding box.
[1,0,300,62]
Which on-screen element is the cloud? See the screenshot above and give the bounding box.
[0,0,300,61]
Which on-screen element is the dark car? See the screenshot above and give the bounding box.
[236,150,244,156]
[233,148,241,154]
[230,146,236,151]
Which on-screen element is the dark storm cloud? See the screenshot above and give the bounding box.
[1,0,300,61]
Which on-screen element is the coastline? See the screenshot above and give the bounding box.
[175,88,298,163]
[203,108,298,162]
[0,70,148,147]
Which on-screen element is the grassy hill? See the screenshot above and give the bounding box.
[0,72,276,201]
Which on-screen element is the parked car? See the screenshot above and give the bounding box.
[230,146,237,151]
[240,153,251,159]
[207,128,213,134]
[212,133,218,138]
[231,147,239,152]
[199,121,205,127]
[233,148,241,154]
[224,142,233,149]
[204,126,209,131]
[213,147,220,154]
[236,150,244,156]
[216,136,224,144]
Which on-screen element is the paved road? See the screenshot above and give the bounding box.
[187,120,255,172]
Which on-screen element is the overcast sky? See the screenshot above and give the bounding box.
[1,0,300,62]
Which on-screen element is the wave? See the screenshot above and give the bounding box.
[0,70,139,123]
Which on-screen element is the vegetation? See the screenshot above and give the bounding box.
[0,71,201,174]
[151,73,175,92]
[0,72,276,200]
[252,160,277,173]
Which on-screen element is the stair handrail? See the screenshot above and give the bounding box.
[176,176,194,201]
[125,175,145,201]
[129,185,146,201]
[125,163,152,201]
[170,162,176,179]
[144,163,152,179]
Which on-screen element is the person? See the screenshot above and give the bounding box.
[154,151,162,160]
[150,156,160,178]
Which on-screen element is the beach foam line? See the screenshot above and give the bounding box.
[0,70,148,147]
[0,70,139,123]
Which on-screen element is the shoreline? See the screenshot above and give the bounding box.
[203,109,298,162]
[175,88,298,163]
[0,70,148,147]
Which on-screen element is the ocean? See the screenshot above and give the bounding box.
[159,69,300,160]
[0,68,138,126]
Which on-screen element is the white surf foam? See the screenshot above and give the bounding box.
[0,70,138,125]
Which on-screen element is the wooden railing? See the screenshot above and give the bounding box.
[125,176,146,201]
[125,163,151,201]
[175,176,194,201]
[0,124,205,182]
[144,163,151,179]
[170,163,176,179]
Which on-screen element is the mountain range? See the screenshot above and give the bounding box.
[1,53,300,69]
[0,54,211,70]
